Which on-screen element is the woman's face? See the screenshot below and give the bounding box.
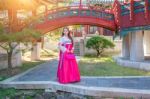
[63,28,69,36]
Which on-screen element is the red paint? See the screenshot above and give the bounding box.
[36,16,116,33]
[113,0,122,29]
[113,0,150,30]
[121,11,150,28]
[35,0,150,34]
[145,0,149,19]
[130,0,134,21]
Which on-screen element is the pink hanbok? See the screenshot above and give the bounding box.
[57,36,80,84]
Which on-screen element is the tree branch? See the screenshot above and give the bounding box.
[0,44,8,51]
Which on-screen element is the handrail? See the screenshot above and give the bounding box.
[45,6,113,16]
[43,6,114,21]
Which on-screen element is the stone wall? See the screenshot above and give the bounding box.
[36,36,122,56]
[0,43,22,70]
[83,36,122,55]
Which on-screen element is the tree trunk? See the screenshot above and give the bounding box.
[7,50,13,75]
[96,49,103,57]
[96,50,100,57]
[41,37,44,49]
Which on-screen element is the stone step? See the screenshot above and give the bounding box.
[1,78,150,98]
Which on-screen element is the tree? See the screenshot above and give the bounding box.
[0,0,42,75]
[0,24,42,75]
[86,36,115,57]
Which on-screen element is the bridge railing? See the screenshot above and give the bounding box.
[43,6,114,22]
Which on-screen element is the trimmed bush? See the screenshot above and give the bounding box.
[86,36,115,57]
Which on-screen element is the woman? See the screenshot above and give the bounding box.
[57,27,80,84]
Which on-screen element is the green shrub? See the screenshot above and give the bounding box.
[86,36,115,57]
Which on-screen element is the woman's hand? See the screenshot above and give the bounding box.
[70,49,74,53]
[66,49,74,53]
[66,49,70,53]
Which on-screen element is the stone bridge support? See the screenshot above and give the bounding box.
[122,31,145,62]
[122,33,130,59]
[144,30,150,56]
[31,42,41,61]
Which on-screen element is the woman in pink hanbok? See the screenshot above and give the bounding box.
[57,27,80,84]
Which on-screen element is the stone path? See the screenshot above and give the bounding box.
[1,58,150,98]
[13,59,58,81]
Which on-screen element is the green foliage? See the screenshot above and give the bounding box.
[0,25,42,54]
[0,24,42,51]
[0,89,44,99]
[0,28,42,43]
[0,88,17,99]
[0,76,6,81]
[0,23,42,74]
[86,36,115,57]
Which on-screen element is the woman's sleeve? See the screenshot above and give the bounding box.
[58,38,66,53]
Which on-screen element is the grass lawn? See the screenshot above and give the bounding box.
[0,88,44,99]
[0,88,19,99]
[79,55,150,76]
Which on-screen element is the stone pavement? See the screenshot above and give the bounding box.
[1,58,150,98]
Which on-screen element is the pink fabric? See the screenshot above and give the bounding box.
[57,43,80,84]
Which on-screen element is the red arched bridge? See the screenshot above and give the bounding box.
[35,6,116,33]
[35,0,150,35]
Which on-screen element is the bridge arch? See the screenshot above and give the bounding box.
[35,6,116,33]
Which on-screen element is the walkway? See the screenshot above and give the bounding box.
[1,58,150,98]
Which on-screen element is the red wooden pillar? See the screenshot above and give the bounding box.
[8,9,17,32]
[145,0,149,20]
[113,0,122,29]
[84,25,88,35]
[87,25,90,34]
[99,27,103,35]
[130,0,134,21]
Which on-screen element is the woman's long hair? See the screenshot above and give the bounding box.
[62,27,73,45]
